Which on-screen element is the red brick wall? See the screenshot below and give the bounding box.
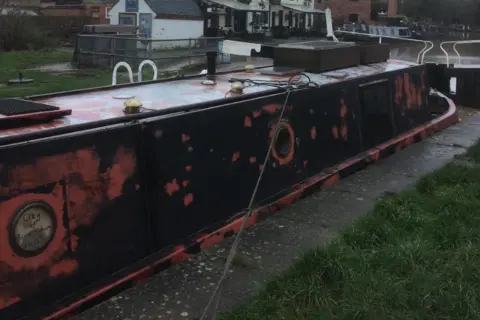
[316,0,371,24]
[40,7,85,16]
[40,3,111,24]
[387,0,397,17]
[85,3,112,24]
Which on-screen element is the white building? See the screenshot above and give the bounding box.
[270,0,323,31]
[203,0,323,35]
[108,0,204,49]
[204,0,270,34]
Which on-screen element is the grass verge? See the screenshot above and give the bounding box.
[222,142,480,320]
[0,48,205,98]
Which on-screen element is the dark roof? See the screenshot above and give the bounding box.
[145,0,202,17]
[83,0,117,4]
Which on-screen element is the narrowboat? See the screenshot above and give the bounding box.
[0,34,459,319]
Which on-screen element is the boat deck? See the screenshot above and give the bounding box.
[0,59,417,139]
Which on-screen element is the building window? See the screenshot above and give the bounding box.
[262,11,268,24]
[105,6,112,19]
[252,11,268,24]
[91,6,100,18]
[119,12,136,25]
[348,13,359,22]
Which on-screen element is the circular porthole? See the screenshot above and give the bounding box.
[271,122,295,165]
[9,201,57,257]
[274,126,292,157]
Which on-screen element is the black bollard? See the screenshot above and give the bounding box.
[206,51,217,80]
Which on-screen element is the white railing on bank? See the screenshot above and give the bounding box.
[335,30,434,64]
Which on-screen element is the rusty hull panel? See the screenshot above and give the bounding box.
[0,124,149,318]
[143,65,429,251]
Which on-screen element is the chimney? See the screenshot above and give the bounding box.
[387,0,397,17]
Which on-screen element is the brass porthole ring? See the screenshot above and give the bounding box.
[271,122,295,165]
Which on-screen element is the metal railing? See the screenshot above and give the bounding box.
[335,30,434,64]
[440,40,480,66]
[74,34,224,69]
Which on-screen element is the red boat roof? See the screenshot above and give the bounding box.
[0,59,417,139]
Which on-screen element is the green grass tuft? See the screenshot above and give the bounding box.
[0,48,205,98]
[222,141,480,320]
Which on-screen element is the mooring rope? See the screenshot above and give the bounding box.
[199,73,315,320]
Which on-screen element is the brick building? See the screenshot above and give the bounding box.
[315,0,371,24]
[39,0,114,24]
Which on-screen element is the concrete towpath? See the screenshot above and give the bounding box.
[74,107,480,320]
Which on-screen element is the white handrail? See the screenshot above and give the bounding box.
[440,40,480,66]
[138,59,158,82]
[112,61,134,86]
[335,30,434,64]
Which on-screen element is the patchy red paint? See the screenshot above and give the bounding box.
[184,193,193,207]
[262,104,281,114]
[185,165,192,172]
[170,245,191,264]
[50,259,78,277]
[181,134,190,142]
[182,180,190,188]
[332,126,339,139]
[232,152,240,162]
[106,147,136,200]
[252,111,261,118]
[395,75,403,105]
[5,149,99,193]
[395,73,421,111]
[249,157,256,164]
[303,160,308,167]
[0,296,20,310]
[71,235,79,252]
[165,179,180,196]
[198,232,225,251]
[276,186,303,206]
[367,149,381,162]
[244,116,252,127]
[310,127,317,139]
[340,98,347,118]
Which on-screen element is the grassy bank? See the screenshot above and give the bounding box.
[222,142,480,320]
[0,48,204,98]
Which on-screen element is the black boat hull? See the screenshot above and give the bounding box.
[0,64,459,319]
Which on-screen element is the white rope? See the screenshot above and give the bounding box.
[199,88,294,320]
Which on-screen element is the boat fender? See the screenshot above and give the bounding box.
[245,64,255,73]
[231,82,244,94]
[123,98,142,114]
